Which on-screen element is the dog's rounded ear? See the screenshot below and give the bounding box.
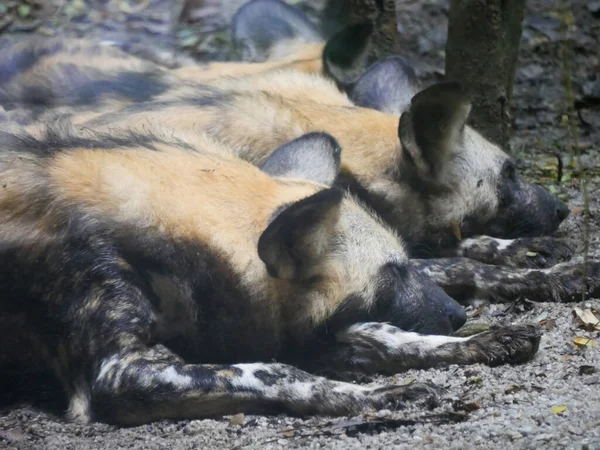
[322,22,374,91]
[398,81,471,177]
[350,56,420,116]
[260,132,342,186]
[232,0,322,61]
[258,188,343,280]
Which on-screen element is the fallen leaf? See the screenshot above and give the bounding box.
[561,354,573,361]
[466,377,483,385]
[560,115,569,126]
[453,400,480,412]
[280,430,295,438]
[551,405,567,414]
[393,376,417,385]
[539,318,556,330]
[574,337,597,348]
[571,207,585,215]
[526,251,539,257]
[578,365,598,375]
[572,307,600,331]
[450,221,462,241]
[505,385,523,394]
[229,413,245,426]
[17,4,31,18]
[469,305,486,318]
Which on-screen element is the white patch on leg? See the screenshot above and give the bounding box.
[230,363,278,397]
[97,355,121,382]
[157,366,194,388]
[337,323,470,354]
[490,237,514,251]
[230,363,326,402]
[67,386,91,424]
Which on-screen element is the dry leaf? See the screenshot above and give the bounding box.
[450,221,462,241]
[579,365,598,375]
[551,405,567,414]
[571,207,585,215]
[539,318,556,331]
[574,337,597,348]
[229,413,245,426]
[505,385,523,394]
[470,306,486,318]
[466,377,482,385]
[392,376,416,385]
[561,354,573,361]
[280,430,295,438]
[572,307,600,331]
[453,400,480,412]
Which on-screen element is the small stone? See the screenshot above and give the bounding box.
[520,426,534,436]
[374,409,392,418]
[583,375,599,385]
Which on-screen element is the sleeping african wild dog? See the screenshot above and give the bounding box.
[0,122,543,425]
[2,22,597,303]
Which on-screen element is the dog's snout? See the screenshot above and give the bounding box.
[556,200,570,222]
[446,298,467,331]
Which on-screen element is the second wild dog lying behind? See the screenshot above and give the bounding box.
[0,124,541,426]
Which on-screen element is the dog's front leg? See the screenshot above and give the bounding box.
[451,236,573,268]
[411,257,600,302]
[302,322,542,378]
[88,344,442,426]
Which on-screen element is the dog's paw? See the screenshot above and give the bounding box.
[466,324,542,366]
[548,260,600,301]
[507,237,573,268]
[367,381,444,411]
[309,380,444,416]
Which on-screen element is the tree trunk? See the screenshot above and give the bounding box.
[445,0,526,151]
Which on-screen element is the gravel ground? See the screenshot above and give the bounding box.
[1,0,600,449]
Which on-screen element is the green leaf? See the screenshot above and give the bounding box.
[526,251,538,257]
[17,4,31,18]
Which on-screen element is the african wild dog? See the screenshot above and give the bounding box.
[0,123,543,425]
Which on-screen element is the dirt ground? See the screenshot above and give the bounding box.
[0,0,599,449]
